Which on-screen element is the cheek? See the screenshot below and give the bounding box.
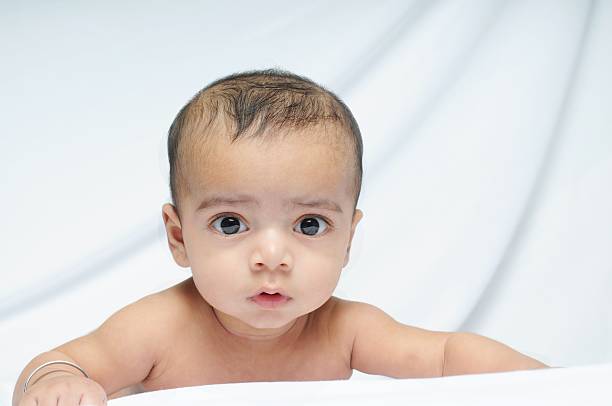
[184,225,241,270]
[189,245,247,297]
[296,252,345,294]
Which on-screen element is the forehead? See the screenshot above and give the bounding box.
[184,128,354,210]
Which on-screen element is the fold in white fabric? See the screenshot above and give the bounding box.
[109,363,612,406]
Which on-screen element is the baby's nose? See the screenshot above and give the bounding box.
[251,260,291,273]
[249,230,293,272]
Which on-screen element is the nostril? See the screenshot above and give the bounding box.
[252,263,290,271]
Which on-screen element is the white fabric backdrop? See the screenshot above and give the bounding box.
[1,0,611,397]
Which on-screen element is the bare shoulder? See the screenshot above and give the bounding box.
[94,277,197,345]
[328,298,451,378]
[325,297,392,337]
[320,297,380,353]
[54,278,197,396]
[123,277,199,325]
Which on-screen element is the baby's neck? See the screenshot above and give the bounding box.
[211,308,310,349]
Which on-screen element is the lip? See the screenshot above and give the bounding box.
[249,288,291,309]
[251,287,289,297]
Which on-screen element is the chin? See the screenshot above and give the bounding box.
[247,314,295,330]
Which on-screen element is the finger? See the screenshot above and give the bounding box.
[78,391,107,406]
[38,394,60,406]
[58,390,80,406]
[18,393,38,406]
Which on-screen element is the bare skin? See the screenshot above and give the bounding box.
[137,278,353,391]
[13,128,547,405]
[15,276,546,404]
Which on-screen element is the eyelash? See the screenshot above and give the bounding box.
[208,212,333,236]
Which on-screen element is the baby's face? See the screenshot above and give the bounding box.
[163,128,362,338]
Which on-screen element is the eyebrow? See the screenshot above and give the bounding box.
[195,194,343,213]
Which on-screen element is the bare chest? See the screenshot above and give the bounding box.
[141,320,353,391]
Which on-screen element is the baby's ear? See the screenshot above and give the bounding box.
[351,209,364,231]
[162,203,190,268]
[343,209,363,267]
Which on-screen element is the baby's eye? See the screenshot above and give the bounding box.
[294,216,328,236]
[211,215,248,235]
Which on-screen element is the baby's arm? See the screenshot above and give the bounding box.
[441,332,547,375]
[12,293,167,406]
[345,301,547,378]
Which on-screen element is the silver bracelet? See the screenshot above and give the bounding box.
[23,360,89,393]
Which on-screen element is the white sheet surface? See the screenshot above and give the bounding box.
[107,364,612,406]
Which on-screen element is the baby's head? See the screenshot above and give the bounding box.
[162,69,364,337]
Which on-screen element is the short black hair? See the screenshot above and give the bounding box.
[167,68,363,217]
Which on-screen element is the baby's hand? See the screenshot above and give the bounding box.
[20,374,107,406]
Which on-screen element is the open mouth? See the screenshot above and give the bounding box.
[250,292,290,308]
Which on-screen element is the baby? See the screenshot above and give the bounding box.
[13,69,547,406]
